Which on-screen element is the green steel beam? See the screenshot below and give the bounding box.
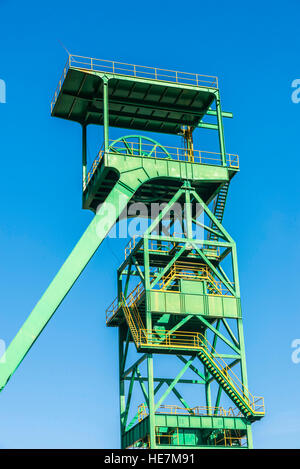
[222,318,240,348]
[154,355,196,411]
[177,355,206,381]
[207,109,233,118]
[82,124,87,188]
[136,366,149,405]
[120,329,130,374]
[123,369,136,428]
[124,377,205,385]
[119,328,126,442]
[0,176,145,392]
[215,91,226,165]
[102,76,109,152]
[171,386,193,412]
[195,315,240,355]
[207,358,240,385]
[147,354,156,448]
[192,243,236,296]
[122,354,147,379]
[197,122,218,130]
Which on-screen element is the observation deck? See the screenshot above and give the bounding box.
[50,55,238,213]
[51,55,218,133]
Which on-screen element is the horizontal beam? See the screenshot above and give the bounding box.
[198,122,218,130]
[207,109,233,118]
[124,377,205,384]
[63,91,207,119]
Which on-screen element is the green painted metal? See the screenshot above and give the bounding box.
[0,56,263,450]
[0,177,143,391]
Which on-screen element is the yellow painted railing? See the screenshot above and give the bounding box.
[214,429,247,447]
[134,326,264,415]
[106,259,235,323]
[156,427,179,446]
[159,261,234,296]
[138,403,242,422]
[117,294,264,417]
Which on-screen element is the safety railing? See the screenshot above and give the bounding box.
[198,334,265,415]
[156,428,179,446]
[135,330,264,416]
[106,282,145,324]
[138,403,242,422]
[124,235,179,259]
[70,54,218,87]
[51,55,218,112]
[51,57,70,112]
[83,144,104,191]
[117,295,264,417]
[214,429,247,447]
[124,235,141,259]
[159,260,234,296]
[108,138,239,167]
[105,296,120,323]
[138,329,202,349]
[126,282,145,307]
[106,259,235,323]
[83,140,239,191]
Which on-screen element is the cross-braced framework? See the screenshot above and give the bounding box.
[0,55,264,449]
[107,183,264,448]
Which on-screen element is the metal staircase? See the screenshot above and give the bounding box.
[120,296,265,422]
[208,182,229,241]
[197,346,264,422]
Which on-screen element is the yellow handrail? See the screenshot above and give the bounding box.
[120,296,264,416]
[135,327,264,415]
[159,261,234,296]
[138,403,242,421]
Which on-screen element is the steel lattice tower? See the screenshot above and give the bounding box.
[0,55,265,448]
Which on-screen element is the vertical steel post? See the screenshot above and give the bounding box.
[119,327,126,448]
[147,353,156,448]
[215,91,226,166]
[82,124,87,189]
[103,76,109,153]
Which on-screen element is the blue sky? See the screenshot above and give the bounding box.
[0,0,300,449]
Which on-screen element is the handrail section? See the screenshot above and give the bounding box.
[83,140,239,191]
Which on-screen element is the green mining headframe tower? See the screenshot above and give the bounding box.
[0,55,264,448]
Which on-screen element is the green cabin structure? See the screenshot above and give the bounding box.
[0,55,264,448]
